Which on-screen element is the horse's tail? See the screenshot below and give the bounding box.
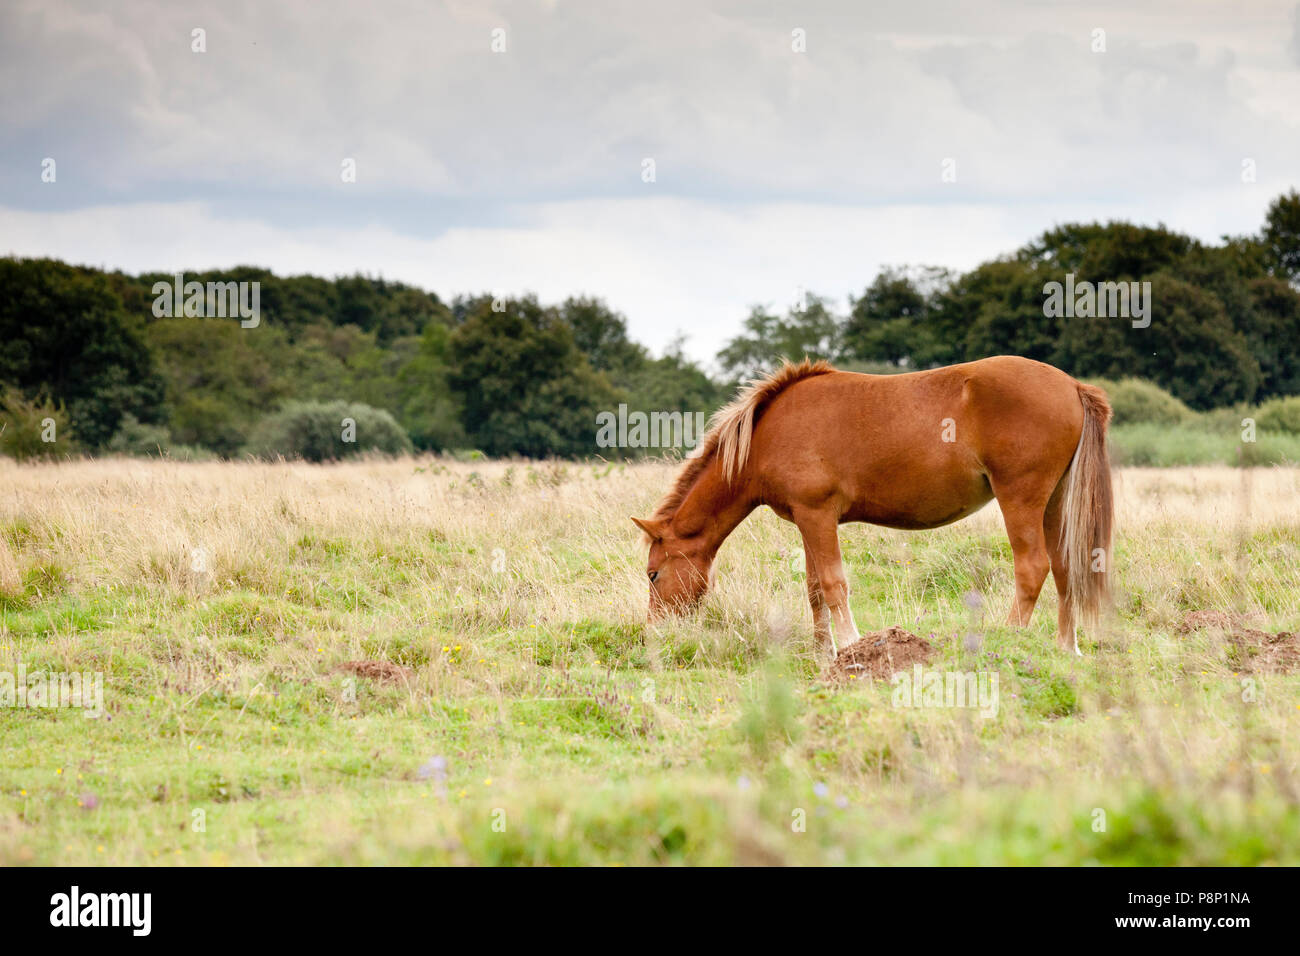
[1061,383,1114,629]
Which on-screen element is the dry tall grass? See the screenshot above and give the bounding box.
[3,457,1297,633]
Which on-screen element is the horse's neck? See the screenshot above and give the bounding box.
[671,455,755,556]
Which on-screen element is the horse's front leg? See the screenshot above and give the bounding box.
[794,508,861,656]
[802,544,832,648]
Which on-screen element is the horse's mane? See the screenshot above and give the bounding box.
[648,358,836,525]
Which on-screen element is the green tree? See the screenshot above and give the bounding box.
[842,267,950,366]
[0,257,165,448]
[395,320,466,450]
[1261,189,1300,284]
[1102,274,1259,409]
[932,259,1060,366]
[144,317,288,456]
[447,297,623,457]
[1019,222,1195,279]
[717,295,840,380]
[561,296,648,377]
[1241,277,1300,398]
[624,337,727,420]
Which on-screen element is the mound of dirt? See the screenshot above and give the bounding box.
[334,660,412,683]
[822,626,935,684]
[1175,613,1263,634]
[1176,609,1236,633]
[1177,611,1299,674]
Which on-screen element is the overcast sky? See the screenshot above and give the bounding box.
[3,0,1299,363]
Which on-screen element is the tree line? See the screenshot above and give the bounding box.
[2,191,1298,460]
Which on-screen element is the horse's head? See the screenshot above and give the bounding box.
[631,516,712,620]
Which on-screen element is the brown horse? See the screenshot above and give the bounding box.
[633,356,1113,656]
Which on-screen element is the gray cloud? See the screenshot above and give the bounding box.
[5,0,1298,210]
[1292,3,1300,65]
[2,0,1298,360]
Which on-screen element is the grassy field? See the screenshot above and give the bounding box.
[1,456,1298,865]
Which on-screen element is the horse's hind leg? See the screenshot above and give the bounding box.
[1043,481,1079,654]
[794,507,861,655]
[993,487,1052,629]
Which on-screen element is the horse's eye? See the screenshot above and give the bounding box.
[648,570,659,583]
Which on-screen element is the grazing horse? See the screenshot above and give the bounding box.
[633,356,1113,656]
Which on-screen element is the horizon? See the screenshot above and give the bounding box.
[5,191,1288,375]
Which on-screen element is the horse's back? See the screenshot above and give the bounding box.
[748,357,1086,528]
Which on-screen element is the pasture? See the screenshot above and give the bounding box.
[1,457,1298,865]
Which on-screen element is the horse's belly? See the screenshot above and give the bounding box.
[846,495,994,530]
[841,470,994,530]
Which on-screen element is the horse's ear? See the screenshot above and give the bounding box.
[631,516,668,541]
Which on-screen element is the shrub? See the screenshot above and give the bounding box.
[1255,395,1300,434]
[107,413,172,457]
[1109,422,1300,466]
[1087,377,1195,426]
[1197,404,1254,435]
[0,387,74,460]
[106,414,214,460]
[244,401,412,462]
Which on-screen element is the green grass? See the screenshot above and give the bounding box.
[1111,423,1300,466]
[0,458,1297,865]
